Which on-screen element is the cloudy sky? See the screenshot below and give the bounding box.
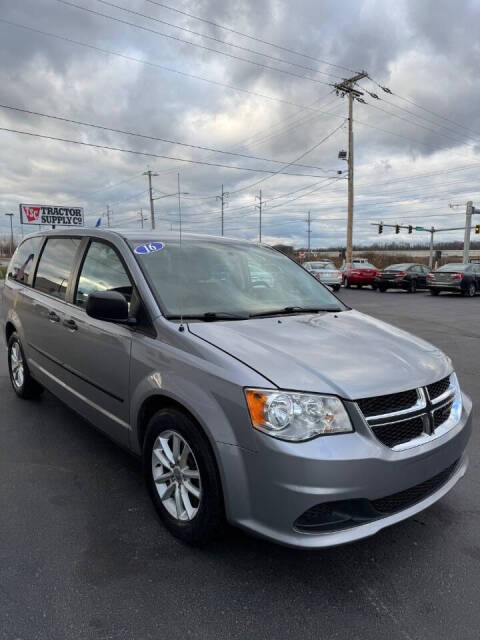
[1,0,480,248]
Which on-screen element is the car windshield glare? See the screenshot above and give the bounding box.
[130,239,346,318]
[437,263,468,272]
[385,264,410,271]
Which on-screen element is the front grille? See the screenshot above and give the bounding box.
[427,375,450,401]
[433,401,453,429]
[357,388,418,417]
[371,460,459,514]
[372,416,424,448]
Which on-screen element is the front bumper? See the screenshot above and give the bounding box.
[218,392,472,548]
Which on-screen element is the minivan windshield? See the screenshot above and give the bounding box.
[130,238,346,318]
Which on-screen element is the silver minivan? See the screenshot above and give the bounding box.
[2,229,472,548]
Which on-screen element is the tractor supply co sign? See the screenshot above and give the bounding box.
[20,203,84,227]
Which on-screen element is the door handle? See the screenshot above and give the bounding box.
[48,311,60,323]
[63,318,78,331]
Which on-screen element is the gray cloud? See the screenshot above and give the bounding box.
[1,0,479,250]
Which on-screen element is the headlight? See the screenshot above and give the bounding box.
[245,389,353,441]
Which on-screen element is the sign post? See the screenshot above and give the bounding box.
[20,204,84,228]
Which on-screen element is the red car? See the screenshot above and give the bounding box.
[342,262,380,289]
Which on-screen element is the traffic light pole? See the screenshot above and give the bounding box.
[372,222,470,267]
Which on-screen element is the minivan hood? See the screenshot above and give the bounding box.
[188,309,451,399]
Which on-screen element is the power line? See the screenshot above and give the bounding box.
[95,0,342,80]
[143,0,358,74]
[0,125,332,177]
[227,121,346,194]
[0,102,333,172]
[55,0,333,87]
[367,76,480,139]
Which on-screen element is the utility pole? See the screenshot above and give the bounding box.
[334,71,368,264]
[307,210,311,256]
[5,213,14,257]
[216,184,229,236]
[255,190,263,243]
[138,208,146,229]
[177,173,182,242]
[143,169,159,230]
[106,204,111,228]
[463,201,473,263]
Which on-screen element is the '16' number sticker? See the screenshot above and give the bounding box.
[134,241,165,255]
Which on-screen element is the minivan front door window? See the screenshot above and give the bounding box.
[75,241,132,308]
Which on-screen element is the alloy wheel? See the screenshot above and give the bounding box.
[151,430,202,521]
[10,341,25,390]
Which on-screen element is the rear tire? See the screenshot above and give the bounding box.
[143,408,225,545]
[7,333,43,399]
[463,282,476,297]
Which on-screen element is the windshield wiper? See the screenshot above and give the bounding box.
[249,306,342,317]
[167,311,250,321]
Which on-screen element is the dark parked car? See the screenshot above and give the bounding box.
[427,263,480,297]
[342,262,379,289]
[376,263,431,293]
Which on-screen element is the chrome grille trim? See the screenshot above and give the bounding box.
[356,374,461,450]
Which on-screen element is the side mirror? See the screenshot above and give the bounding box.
[86,291,130,323]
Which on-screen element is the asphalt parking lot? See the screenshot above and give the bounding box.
[1,286,479,640]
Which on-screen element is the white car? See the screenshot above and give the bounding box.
[303,261,342,291]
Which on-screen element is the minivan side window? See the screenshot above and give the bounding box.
[75,241,132,308]
[7,236,43,285]
[34,237,81,301]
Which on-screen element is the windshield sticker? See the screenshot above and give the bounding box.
[134,242,165,255]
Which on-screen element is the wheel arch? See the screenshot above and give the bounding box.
[5,320,16,345]
[137,393,212,454]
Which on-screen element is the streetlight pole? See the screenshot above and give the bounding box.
[463,201,473,263]
[5,213,14,257]
[307,210,311,256]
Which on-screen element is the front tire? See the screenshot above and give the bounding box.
[7,333,43,399]
[143,408,225,545]
[344,278,350,289]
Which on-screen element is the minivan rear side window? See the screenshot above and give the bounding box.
[7,236,43,285]
[75,241,132,308]
[34,237,81,300]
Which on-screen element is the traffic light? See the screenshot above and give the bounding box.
[475,224,480,234]
[408,225,413,234]
[378,223,383,234]
[395,225,400,234]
